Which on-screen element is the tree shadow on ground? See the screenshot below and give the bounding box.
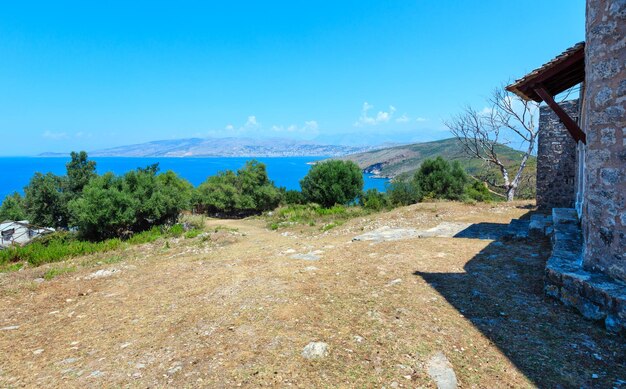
[414,222,626,387]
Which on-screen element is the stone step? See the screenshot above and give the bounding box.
[504,219,530,240]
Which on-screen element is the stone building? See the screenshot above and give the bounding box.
[536,100,579,210]
[506,0,625,332]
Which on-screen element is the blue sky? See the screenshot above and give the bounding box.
[0,1,584,155]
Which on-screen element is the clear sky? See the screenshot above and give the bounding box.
[0,1,585,155]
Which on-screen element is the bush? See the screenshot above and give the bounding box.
[282,189,306,205]
[24,172,69,228]
[300,160,364,208]
[464,180,492,202]
[386,181,422,206]
[0,192,27,221]
[413,157,467,200]
[195,160,282,216]
[360,189,388,211]
[69,167,192,240]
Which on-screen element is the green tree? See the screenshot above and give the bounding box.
[24,172,68,228]
[69,168,192,240]
[413,157,467,200]
[386,181,422,206]
[359,188,388,211]
[195,160,281,216]
[300,160,364,208]
[65,151,97,197]
[69,173,136,239]
[0,192,27,221]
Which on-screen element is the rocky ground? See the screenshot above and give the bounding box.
[1,201,624,388]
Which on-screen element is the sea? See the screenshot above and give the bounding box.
[0,157,388,202]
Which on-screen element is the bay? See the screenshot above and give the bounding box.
[0,157,388,202]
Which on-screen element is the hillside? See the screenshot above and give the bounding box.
[336,138,537,180]
[40,137,373,158]
[1,201,622,387]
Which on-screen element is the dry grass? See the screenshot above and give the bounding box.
[0,201,624,388]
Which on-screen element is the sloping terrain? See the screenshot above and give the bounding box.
[0,202,623,387]
[336,138,537,179]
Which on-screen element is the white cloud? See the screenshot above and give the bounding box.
[271,120,319,136]
[354,102,397,126]
[217,116,319,139]
[415,117,428,122]
[244,115,259,129]
[396,114,410,123]
[42,131,68,140]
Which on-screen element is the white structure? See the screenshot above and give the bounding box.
[0,221,54,249]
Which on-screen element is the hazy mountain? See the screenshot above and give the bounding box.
[39,137,375,158]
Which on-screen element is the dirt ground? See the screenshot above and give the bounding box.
[1,201,624,388]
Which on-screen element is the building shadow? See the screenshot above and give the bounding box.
[414,222,626,387]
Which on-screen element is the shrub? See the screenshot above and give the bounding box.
[413,157,467,200]
[464,180,492,202]
[300,160,364,208]
[0,192,27,221]
[360,189,388,211]
[24,172,69,228]
[282,189,306,205]
[195,160,281,216]
[69,167,192,240]
[179,214,207,230]
[386,181,422,206]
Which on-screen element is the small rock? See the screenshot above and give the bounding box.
[291,253,320,261]
[0,325,19,331]
[386,278,402,286]
[390,382,400,388]
[89,370,104,378]
[167,363,182,375]
[353,335,364,343]
[62,358,78,364]
[33,349,44,355]
[34,278,45,283]
[427,352,458,389]
[85,269,119,280]
[302,341,329,359]
[304,266,318,272]
[592,373,599,379]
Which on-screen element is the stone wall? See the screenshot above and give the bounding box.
[536,100,578,210]
[582,0,626,282]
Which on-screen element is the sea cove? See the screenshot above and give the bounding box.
[0,156,388,202]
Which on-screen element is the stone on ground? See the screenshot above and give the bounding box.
[85,269,119,280]
[301,341,329,359]
[427,352,458,389]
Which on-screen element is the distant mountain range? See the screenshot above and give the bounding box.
[39,137,382,158]
[333,138,537,179]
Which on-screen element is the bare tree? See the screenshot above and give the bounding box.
[445,87,539,201]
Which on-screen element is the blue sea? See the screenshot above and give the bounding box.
[0,157,388,202]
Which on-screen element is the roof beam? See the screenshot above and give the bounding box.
[534,84,586,144]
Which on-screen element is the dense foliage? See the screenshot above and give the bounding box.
[24,172,69,228]
[300,160,364,207]
[69,167,192,239]
[194,160,282,216]
[0,192,27,221]
[414,157,467,200]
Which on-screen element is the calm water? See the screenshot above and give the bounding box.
[0,157,388,202]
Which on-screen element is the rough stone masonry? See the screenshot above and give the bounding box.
[536,100,578,210]
[582,0,626,282]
